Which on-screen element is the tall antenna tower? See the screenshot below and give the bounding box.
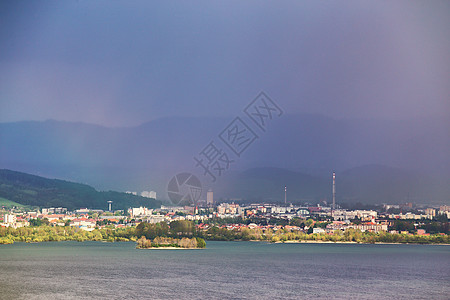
[284,185,287,205]
[332,172,336,213]
[107,201,113,211]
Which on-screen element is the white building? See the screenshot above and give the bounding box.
[42,207,67,215]
[271,206,287,214]
[145,214,167,224]
[3,214,16,225]
[217,203,240,215]
[70,219,96,231]
[424,208,436,217]
[333,210,377,221]
[75,208,90,214]
[313,227,325,234]
[297,209,310,217]
[350,223,388,233]
[128,206,153,217]
[141,191,157,199]
[159,206,186,213]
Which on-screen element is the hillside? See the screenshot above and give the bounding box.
[0,169,161,210]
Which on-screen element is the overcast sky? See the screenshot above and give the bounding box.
[1,0,449,127]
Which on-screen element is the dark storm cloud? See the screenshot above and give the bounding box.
[0,0,449,126]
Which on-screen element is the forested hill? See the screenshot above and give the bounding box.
[0,169,160,210]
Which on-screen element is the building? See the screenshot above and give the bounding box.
[128,207,153,217]
[425,208,436,217]
[217,203,240,215]
[313,227,325,234]
[70,219,96,231]
[417,229,426,235]
[332,210,377,221]
[141,191,157,199]
[159,206,186,214]
[297,209,310,218]
[207,189,214,206]
[271,206,288,214]
[3,214,16,225]
[350,222,388,233]
[42,207,67,214]
[388,212,431,220]
[145,214,167,224]
[439,205,450,213]
[75,208,90,214]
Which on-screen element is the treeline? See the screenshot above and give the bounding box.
[136,236,205,249]
[134,220,449,244]
[0,226,136,244]
[0,220,201,245]
[135,220,196,239]
[206,216,449,235]
[390,219,449,234]
[196,226,449,244]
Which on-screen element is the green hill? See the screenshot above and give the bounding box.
[0,197,25,208]
[0,169,161,210]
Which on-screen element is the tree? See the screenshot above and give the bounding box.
[196,237,206,248]
[435,214,448,222]
[391,220,414,233]
[290,218,304,227]
[29,218,49,227]
[305,219,314,228]
[170,220,194,237]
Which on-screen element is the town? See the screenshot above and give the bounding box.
[2,194,449,241]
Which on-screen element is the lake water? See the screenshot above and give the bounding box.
[0,241,449,299]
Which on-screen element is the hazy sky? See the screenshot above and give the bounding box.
[1,0,449,127]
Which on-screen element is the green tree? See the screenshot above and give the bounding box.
[305,219,314,228]
[195,237,206,248]
[170,220,194,237]
[29,218,49,227]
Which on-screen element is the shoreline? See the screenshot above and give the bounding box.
[272,240,450,245]
[137,247,203,250]
[2,240,449,246]
[279,240,357,244]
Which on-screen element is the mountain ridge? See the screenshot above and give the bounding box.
[0,115,448,204]
[213,164,449,205]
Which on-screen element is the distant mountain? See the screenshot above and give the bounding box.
[212,165,450,205]
[337,164,449,205]
[0,115,448,204]
[213,167,328,203]
[0,169,161,210]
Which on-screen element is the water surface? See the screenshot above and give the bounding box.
[0,241,448,299]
